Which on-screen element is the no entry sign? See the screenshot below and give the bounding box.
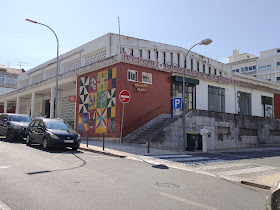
[119,90,131,103]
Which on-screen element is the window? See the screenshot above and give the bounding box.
[262,96,273,118]
[245,67,248,71]
[277,77,280,81]
[203,64,205,73]
[178,54,180,66]
[184,57,187,68]
[148,50,151,60]
[236,69,240,72]
[197,62,199,71]
[209,66,211,74]
[163,52,166,64]
[232,69,236,72]
[214,69,217,75]
[267,64,272,70]
[277,62,280,66]
[131,49,134,56]
[191,59,193,70]
[253,66,256,70]
[156,51,159,60]
[277,49,280,53]
[237,91,251,115]
[142,72,152,84]
[139,49,142,58]
[128,70,138,82]
[208,86,225,112]
[0,77,4,83]
[249,66,253,71]
[170,52,173,65]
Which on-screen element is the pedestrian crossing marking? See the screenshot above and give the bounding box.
[199,162,249,170]
[219,166,275,176]
[148,155,192,159]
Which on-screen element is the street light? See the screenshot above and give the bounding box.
[26,19,59,118]
[182,38,212,150]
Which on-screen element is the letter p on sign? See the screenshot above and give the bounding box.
[173,97,182,109]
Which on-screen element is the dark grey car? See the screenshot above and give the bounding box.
[0,113,32,141]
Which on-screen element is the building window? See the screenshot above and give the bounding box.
[191,59,193,70]
[178,54,180,66]
[184,57,187,68]
[214,69,217,75]
[170,52,173,65]
[131,49,134,56]
[156,51,159,60]
[237,91,251,115]
[277,62,280,66]
[142,72,152,84]
[262,96,273,118]
[203,64,205,73]
[208,86,225,112]
[277,49,280,53]
[277,77,280,81]
[163,52,166,64]
[148,50,151,60]
[232,69,235,72]
[209,66,211,74]
[0,77,4,83]
[197,62,199,71]
[241,67,245,72]
[139,49,142,58]
[267,64,272,70]
[245,67,248,71]
[128,70,138,82]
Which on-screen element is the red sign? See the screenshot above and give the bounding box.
[119,90,130,103]
[69,96,76,102]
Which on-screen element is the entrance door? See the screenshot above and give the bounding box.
[44,100,50,118]
[172,83,196,115]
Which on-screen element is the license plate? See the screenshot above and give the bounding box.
[64,140,74,143]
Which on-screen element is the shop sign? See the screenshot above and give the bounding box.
[69,96,76,102]
[134,83,147,93]
[122,52,240,86]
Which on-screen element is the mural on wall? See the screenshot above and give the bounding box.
[78,68,116,135]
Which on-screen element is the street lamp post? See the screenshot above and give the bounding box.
[26,19,59,118]
[182,38,213,150]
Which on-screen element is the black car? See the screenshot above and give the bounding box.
[26,117,81,150]
[0,113,32,141]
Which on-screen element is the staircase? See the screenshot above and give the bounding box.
[124,117,171,145]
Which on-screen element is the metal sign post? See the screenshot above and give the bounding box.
[119,90,131,151]
[173,97,182,151]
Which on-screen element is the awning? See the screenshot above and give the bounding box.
[172,75,199,85]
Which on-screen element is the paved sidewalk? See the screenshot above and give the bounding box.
[79,139,280,190]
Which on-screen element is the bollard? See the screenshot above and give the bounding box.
[86,130,88,147]
[103,132,105,151]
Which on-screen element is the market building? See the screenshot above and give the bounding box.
[0,33,280,150]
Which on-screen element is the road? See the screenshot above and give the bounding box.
[0,139,268,210]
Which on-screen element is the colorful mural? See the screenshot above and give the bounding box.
[78,68,116,135]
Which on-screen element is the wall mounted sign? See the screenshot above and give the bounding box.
[122,52,240,86]
[69,96,76,102]
[119,90,131,103]
[134,83,147,92]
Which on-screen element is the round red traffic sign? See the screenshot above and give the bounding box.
[119,90,131,103]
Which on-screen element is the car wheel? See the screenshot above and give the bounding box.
[72,145,79,151]
[26,135,32,146]
[42,138,49,150]
[6,130,13,141]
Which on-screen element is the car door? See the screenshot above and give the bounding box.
[36,120,45,144]
[30,120,40,143]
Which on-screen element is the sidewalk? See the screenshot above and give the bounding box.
[79,138,280,190]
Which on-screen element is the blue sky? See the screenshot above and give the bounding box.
[1,0,279,70]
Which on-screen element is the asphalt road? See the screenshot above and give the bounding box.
[0,139,268,210]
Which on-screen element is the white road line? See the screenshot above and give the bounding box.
[0,166,10,169]
[0,200,11,210]
[199,162,249,170]
[219,166,275,176]
[149,155,192,158]
[170,157,210,162]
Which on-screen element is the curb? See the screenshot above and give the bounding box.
[240,180,271,190]
[79,146,127,158]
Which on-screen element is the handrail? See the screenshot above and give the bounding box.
[124,104,163,130]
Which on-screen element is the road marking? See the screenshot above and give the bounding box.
[0,200,11,210]
[199,162,249,170]
[219,166,275,176]
[0,166,10,169]
[158,191,219,210]
[149,155,192,158]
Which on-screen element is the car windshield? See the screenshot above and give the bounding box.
[9,115,31,122]
[45,120,72,130]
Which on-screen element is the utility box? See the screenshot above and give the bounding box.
[186,132,202,151]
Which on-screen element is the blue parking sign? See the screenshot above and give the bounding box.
[173,97,182,109]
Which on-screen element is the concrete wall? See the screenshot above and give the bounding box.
[151,110,280,150]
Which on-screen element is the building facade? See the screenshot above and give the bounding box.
[1,33,280,149]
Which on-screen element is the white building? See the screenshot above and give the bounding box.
[228,48,280,82]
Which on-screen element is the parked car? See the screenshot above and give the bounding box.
[26,117,81,150]
[0,113,32,141]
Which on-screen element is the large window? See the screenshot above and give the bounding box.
[262,96,273,118]
[208,86,225,112]
[237,91,251,115]
[142,72,152,84]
